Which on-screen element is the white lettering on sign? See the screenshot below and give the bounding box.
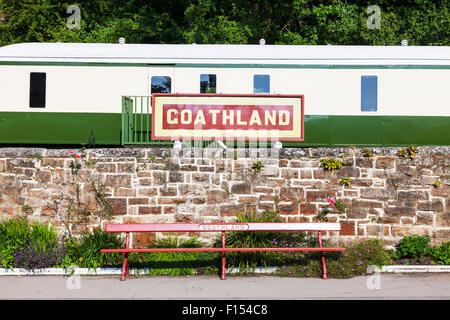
[198,224,249,231]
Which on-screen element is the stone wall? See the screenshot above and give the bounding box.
[0,146,449,248]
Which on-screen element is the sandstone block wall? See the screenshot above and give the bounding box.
[0,146,448,248]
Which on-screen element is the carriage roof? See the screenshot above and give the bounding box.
[0,42,449,65]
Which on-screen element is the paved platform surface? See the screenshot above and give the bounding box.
[0,273,449,300]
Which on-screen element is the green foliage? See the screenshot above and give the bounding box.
[361,149,374,158]
[276,238,392,279]
[430,242,450,265]
[339,177,351,186]
[251,160,264,173]
[333,199,346,213]
[0,218,31,267]
[393,235,432,261]
[432,180,442,188]
[397,145,418,159]
[66,229,124,269]
[319,158,344,171]
[1,1,448,47]
[0,218,59,268]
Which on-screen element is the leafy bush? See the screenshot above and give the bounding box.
[0,218,61,269]
[393,235,432,261]
[430,242,450,265]
[66,229,124,269]
[0,218,31,268]
[319,158,344,171]
[13,239,67,270]
[276,238,392,279]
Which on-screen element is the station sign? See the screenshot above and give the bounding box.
[151,94,304,141]
[198,223,249,231]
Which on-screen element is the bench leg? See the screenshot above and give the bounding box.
[221,231,226,280]
[121,253,129,281]
[321,253,328,280]
[120,232,130,281]
[318,231,328,279]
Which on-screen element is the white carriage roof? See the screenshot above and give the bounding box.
[0,42,449,65]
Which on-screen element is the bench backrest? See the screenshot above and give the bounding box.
[105,222,341,233]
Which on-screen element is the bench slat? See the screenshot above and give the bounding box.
[105,222,341,233]
[101,247,345,253]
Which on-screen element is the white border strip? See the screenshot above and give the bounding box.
[380,265,450,273]
[1,265,449,276]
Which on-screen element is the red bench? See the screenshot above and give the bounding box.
[101,221,345,281]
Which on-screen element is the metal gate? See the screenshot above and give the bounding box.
[121,96,171,145]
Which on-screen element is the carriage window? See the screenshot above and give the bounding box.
[29,72,46,108]
[361,75,377,111]
[200,74,216,93]
[253,75,270,93]
[151,76,171,93]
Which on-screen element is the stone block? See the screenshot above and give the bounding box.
[95,163,116,173]
[231,182,251,194]
[157,197,187,205]
[137,187,158,197]
[261,166,279,177]
[128,198,149,205]
[117,162,135,173]
[108,198,127,215]
[347,207,369,219]
[106,174,132,187]
[360,188,395,200]
[138,206,162,214]
[392,226,431,237]
[159,186,178,197]
[339,221,356,236]
[220,204,244,217]
[281,168,299,179]
[305,190,335,202]
[192,173,210,183]
[300,203,317,215]
[132,232,157,248]
[206,189,228,204]
[397,190,430,201]
[168,171,184,183]
[280,187,304,202]
[36,170,52,183]
[278,203,299,215]
[436,212,450,227]
[416,211,434,225]
[375,157,396,169]
[152,171,167,185]
[114,188,136,197]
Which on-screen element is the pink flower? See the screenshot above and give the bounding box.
[76,154,82,159]
[327,197,335,206]
[68,150,74,155]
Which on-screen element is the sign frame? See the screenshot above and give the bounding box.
[151,93,304,142]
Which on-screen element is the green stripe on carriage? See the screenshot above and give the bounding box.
[0,61,449,69]
[0,112,448,146]
[0,112,121,145]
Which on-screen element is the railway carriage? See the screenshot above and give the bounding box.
[0,42,449,146]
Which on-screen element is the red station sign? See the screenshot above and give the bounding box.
[151,94,304,141]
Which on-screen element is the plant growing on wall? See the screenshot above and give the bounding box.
[432,180,442,188]
[319,158,344,171]
[316,197,346,222]
[361,149,374,158]
[339,177,351,186]
[252,160,264,173]
[397,145,418,159]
